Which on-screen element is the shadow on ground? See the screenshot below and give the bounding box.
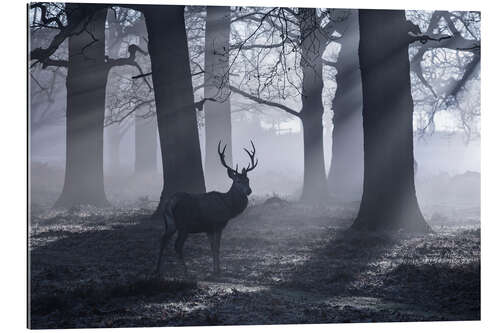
[29,199,480,328]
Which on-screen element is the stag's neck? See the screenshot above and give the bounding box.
[224,185,248,217]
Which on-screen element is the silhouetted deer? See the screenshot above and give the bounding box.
[154,140,258,276]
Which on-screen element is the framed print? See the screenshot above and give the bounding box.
[28,2,480,328]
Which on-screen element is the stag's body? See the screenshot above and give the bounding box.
[172,187,248,232]
[155,141,257,276]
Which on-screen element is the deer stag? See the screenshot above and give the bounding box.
[154,140,258,276]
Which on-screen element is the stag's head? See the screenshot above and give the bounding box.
[218,140,258,196]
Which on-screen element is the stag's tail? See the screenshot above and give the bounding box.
[155,195,178,275]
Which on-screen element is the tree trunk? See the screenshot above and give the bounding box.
[204,6,233,191]
[143,5,206,216]
[105,12,124,176]
[298,8,328,203]
[134,116,158,175]
[328,9,363,202]
[134,23,158,176]
[107,125,122,173]
[328,9,364,202]
[300,110,328,203]
[351,10,430,232]
[54,5,110,208]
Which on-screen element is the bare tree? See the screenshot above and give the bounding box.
[327,9,480,204]
[104,10,158,176]
[352,9,431,232]
[229,7,339,203]
[30,3,146,208]
[204,6,233,190]
[140,5,206,217]
[408,10,480,140]
[327,9,364,202]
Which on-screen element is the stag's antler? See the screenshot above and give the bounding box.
[218,140,258,175]
[243,140,258,173]
[218,141,237,174]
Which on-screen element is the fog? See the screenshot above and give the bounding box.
[29,8,480,210]
[29,7,480,211]
[30,110,480,207]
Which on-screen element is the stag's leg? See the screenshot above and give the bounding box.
[207,232,218,274]
[175,231,189,275]
[154,229,175,276]
[214,230,222,274]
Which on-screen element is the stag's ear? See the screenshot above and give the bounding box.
[241,168,247,176]
[227,169,236,179]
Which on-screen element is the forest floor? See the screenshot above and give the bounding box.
[29,197,480,328]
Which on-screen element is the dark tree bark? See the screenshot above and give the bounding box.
[204,6,233,191]
[298,8,329,203]
[54,5,110,208]
[351,10,430,232]
[328,9,364,202]
[142,5,206,216]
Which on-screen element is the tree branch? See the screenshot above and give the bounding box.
[229,85,300,117]
[132,72,152,79]
[409,11,480,98]
[449,51,480,97]
[37,58,69,68]
[106,44,147,68]
[31,3,64,29]
[30,5,108,66]
[194,97,217,111]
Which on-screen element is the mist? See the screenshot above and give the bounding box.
[31,111,480,203]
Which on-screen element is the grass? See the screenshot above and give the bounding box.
[29,197,480,328]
